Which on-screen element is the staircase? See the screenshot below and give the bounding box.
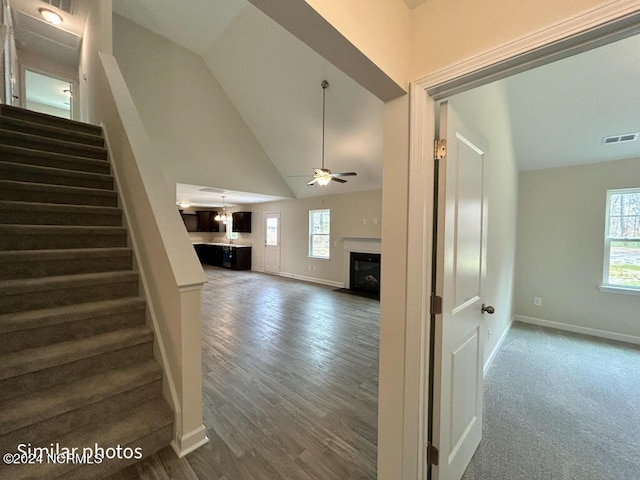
[0,105,173,479]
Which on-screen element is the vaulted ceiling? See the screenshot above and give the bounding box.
[112,0,384,202]
[9,0,640,206]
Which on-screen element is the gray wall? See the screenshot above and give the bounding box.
[514,157,640,339]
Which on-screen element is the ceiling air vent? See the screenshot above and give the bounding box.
[41,0,73,14]
[602,132,639,145]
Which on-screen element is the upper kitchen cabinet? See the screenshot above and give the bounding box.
[232,212,252,233]
[180,211,198,232]
[196,210,219,232]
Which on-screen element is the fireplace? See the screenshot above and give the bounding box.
[350,252,381,297]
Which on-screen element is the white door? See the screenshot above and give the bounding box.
[432,99,491,480]
[264,212,280,274]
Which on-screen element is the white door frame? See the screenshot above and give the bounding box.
[403,3,640,478]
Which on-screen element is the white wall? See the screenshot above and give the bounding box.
[112,14,293,199]
[447,81,520,366]
[514,157,640,338]
[79,0,111,124]
[247,189,382,285]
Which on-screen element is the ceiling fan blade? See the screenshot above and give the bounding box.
[331,177,347,183]
[332,172,357,177]
[306,178,318,186]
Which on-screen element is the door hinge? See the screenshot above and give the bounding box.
[434,139,446,160]
[430,294,443,315]
[427,443,439,466]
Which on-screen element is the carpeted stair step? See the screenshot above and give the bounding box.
[0,297,145,354]
[0,326,153,401]
[0,248,132,280]
[0,201,122,226]
[0,180,118,207]
[0,128,108,160]
[0,225,127,250]
[0,270,139,314]
[0,397,172,480]
[0,116,104,147]
[0,379,163,460]
[59,401,173,480]
[0,161,113,190]
[0,358,163,436]
[0,144,110,174]
[0,104,103,136]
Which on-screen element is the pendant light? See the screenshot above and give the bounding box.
[214,196,230,223]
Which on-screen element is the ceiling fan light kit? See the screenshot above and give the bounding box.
[305,80,357,187]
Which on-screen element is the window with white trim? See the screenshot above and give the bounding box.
[603,188,640,290]
[309,209,330,258]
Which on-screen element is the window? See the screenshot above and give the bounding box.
[603,188,640,290]
[309,209,330,258]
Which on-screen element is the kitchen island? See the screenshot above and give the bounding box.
[193,243,252,270]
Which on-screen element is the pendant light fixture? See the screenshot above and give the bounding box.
[214,196,230,223]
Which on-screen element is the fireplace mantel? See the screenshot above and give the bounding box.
[342,237,381,289]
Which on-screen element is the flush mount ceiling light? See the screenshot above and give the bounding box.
[177,201,191,208]
[39,8,63,25]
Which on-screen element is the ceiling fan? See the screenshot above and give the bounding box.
[304,80,357,186]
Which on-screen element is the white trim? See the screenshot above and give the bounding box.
[483,320,513,377]
[404,81,434,480]
[277,271,344,288]
[514,315,640,346]
[406,3,640,479]
[418,1,640,99]
[598,285,640,296]
[171,424,209,458]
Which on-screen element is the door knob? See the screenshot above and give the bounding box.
[481,304,495,314]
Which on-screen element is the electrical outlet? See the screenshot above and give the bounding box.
[534,297,542,306]
[373,218,378,225]
[488,328,492,338]
[363,218,367,225]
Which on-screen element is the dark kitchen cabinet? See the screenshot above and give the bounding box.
[232,211,252,233]
[180,212,198,232]
[196,210,219,232]
[224,246,251,270]
[193,245,251,270]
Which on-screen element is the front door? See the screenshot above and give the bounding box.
[432,99,490,480]
[264,212,280,274]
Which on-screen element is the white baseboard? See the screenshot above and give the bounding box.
[514,315,640,346]
[277,271,344,288]
[251,268,344,289]
[171,424,208,458]
[483,319,513,377]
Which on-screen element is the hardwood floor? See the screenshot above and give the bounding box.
[107,266,380,479]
